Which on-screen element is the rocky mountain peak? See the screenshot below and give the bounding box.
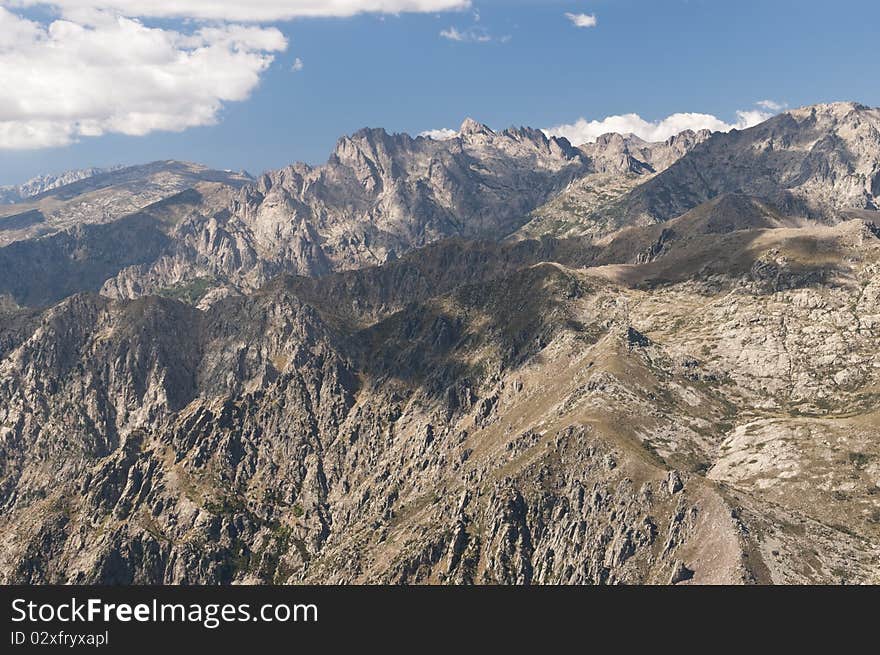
[594,132,643,147]
[597,101,880,227]
[664,128,712,147]
[332,127,413,164]
[459,117,494,136]
[757,100,880,144]
[575,128,711,178]
[785,100,873,122]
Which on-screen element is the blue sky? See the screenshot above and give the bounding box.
[1,0,879,185]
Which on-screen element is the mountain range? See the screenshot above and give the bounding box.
[1,101,879,584]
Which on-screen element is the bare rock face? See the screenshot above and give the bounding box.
[0,167,120,205]
[2,213,880,585]
[5,105,880,309]
[2,122,587,307]
[580,129,713,176]
[0,162,253,247]
[516,129,712,239]
[222,121,587,276]
[603,102,880,228]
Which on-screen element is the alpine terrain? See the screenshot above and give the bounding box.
[1,102,879,585]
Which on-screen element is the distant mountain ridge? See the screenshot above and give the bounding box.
[69,119,717,306]
[1,119,596,305]
[0,166,121,204]
[516,128,713,238]
[596,102,880,230]
[0,161,254,249]
[1,103,878,310]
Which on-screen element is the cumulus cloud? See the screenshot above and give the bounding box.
[0,8,287,149]
[544,105,782,146]
[291,57,304,71]
[0,0,472,149]
[565,12,597,28]
[419,128,458,140]
[2,0,472,22]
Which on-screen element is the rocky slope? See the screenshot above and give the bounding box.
[515,129,713,239]
[1,103,879,585]
[0,162,252,248]
[85,124,717,305]
[100,119,590,303]
[1,208,880,584]
[0,120,595,307]
[0,167,122,205]
[596,102,880,231]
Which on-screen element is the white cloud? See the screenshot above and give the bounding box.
[565,12,597,28]
[439,25,492,42]
[0,8,287,149]
[543,105,782,146]
[2,0,472,22]
[419,128,458,140]
[756,99,786,111]
[291,57,304,71]
[439,26,464,41]
[0,1,472,149]
[732,109,773,129]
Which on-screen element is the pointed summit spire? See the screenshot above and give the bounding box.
[459,117,494,136]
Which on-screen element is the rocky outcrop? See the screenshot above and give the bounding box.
[516,129,712,239]
[0,166,122,205]
[603,102,880,228]
[579,129,712,176]
[99,120,588,301]
[0,162,253,247]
